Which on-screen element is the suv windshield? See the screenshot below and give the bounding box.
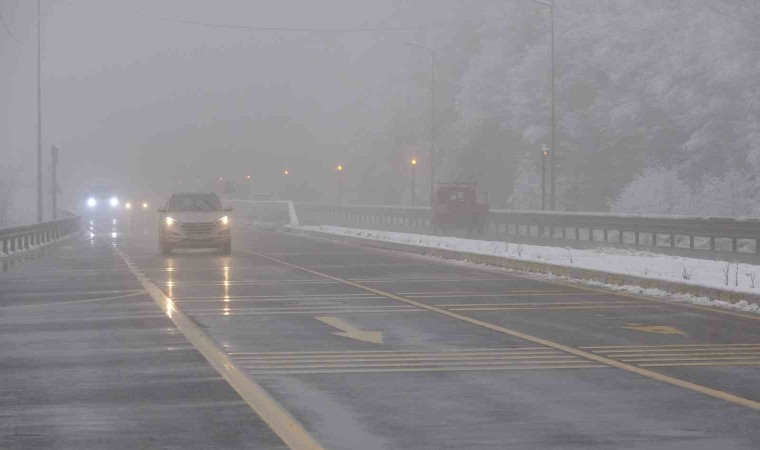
[168,194,222,212]
[89,185,113,196]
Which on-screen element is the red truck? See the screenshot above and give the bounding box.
[431,183,489,234]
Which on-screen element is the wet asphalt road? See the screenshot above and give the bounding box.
[2,216,759,449]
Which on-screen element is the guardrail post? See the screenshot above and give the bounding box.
[689,236,695,249]
[2,237,7,255]
[731,237,737,253]
[709,236,715,251]
[669,233,674,247]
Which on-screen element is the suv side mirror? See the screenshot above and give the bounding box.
[157,208,166,213]
[224,208,234,212]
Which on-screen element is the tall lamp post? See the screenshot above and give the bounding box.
[526,0,556,210]
[37,0,43,222]
[541,145,549,210]
[282,169,289,200]
[410,158,418,206]
[336,165,344,204]
[403,41,436,205]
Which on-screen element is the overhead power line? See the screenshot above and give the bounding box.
[130,11,474,34]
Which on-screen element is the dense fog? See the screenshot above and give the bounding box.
[2,0,759,226]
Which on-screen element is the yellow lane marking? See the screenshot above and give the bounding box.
[235,352,574,362]
[601,350,760,356]
[156,280,338,286]
[404,291,604,297]
[175,293,382,300]
[5,289,144,298]
[0,290,147,309]
[639,361,760,368]
[188,309,426,316]
[622,356,760,363]
[308,230,760,322]
[233,351,562,360]
[174,297,387,304]
[534,274,760,321]
[350,278,510,283]
[315,316,383,344]
[440,301,633,307]
[185,305,416,312]
[246,364,604,375]
[245,250,760,410]
[229,347,548,356]
[447,305,660,311]
[116,249,325,450]
[581,344,760,350]
[240,359,595,370]
[622,324,686,335]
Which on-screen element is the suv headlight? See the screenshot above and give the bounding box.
[110,197,119,207]
[87,197,97,208]
[217,216,229,226]
[165,217,177,226]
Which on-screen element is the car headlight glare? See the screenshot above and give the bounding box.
[110,197,119,207]
[165,217,177,226]
[218,216,229,226]
[87,197,97,208]
[142,202,148,209]
[125,202,132,209]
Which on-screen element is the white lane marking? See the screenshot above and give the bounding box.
[314,316,383,344]
[115,248,326,450]
[0,290,147,309]
[246,365,605,375]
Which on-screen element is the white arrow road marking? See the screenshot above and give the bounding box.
[315,316,383,344]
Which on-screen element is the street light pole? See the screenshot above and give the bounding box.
[37,0,43,222]
[549,3,556,211]
[526,0,556,211]
[404,41,436,205]
[541,145,549,211]
[51,146,58,219]
[337,165,344,204]
[410,158,417,206]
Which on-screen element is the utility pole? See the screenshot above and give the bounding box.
[36,0,43,222]
[403,41,437,205]
[51,146,59,219]
[549,3,556,211]
[337,165,344,204]
[410,158,417,206]
[525,0,557,210]
[542,145,548,210]
[430,51,436,206]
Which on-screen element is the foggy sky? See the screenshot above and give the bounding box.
[1,0,465,216]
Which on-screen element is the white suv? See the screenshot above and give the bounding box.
[158,192,232,255]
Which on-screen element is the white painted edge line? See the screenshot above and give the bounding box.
[115,248,325,450]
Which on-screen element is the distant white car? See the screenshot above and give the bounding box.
[83,184,122,219]
[158,192,232,255]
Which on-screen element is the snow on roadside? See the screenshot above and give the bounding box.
[300,225,760,315]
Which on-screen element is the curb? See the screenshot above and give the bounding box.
[288,227,760,307]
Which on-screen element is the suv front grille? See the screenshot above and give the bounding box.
[181,222,215,234]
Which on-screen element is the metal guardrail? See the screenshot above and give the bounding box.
[293,203,760,262]
[0,210,81,256]
[224,200,300,227]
